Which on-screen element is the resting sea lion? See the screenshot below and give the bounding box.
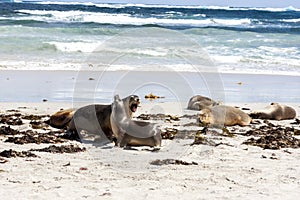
[199,105,251,127]
[111,95,162,147]
[47,108,75,129]
[249,103,296,120]
[60,95,140,141]
[187,95,219,110]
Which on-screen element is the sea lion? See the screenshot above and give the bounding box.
[57,95,140,142]
[199,105,252,127]
[111,94,162,147]
[249,103,296,120]
[187,95,219,110]
[47,108,75,129]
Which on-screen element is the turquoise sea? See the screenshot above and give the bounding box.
[0,1,299,75]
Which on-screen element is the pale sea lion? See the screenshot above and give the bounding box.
[50,95,140,142]
[199,105,252,127]
[249,103,296,120]
[47,108,75,129]
[111,94,162,147]
[187,95,219,110]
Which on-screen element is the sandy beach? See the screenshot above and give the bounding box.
[1,1,300,199]
[0,97,300,199]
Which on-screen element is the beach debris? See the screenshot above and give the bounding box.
[63,162,71,167]
[150,159,198,166]
[100,192,112,197]
[17,107,28,109]
[0,157,8,163]
[161,128,177,139]
[192,130,205,145]
[5,130,66,144]
[0,113,49,126]
[241,107,251,111]
[291,118,300,125]
[192,129,217,146]
[236,82,243,85]
[200,127,234,137]
[136,114,151,120]
[167,115,180,121]
[30,144,86,154]
[243,127,300,149]
[144,93,164,100]
[0,126,19,135]
[0,114,23,125]
[6,109,20,113]
[136,113,179,122]
[23,114,49,121]
[160,128,196,140]
[88,77,95,80]
[30,120,47,129]
[0,149,38,158]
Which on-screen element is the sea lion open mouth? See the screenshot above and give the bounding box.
[129,96,140,113]
[130,103,138,112]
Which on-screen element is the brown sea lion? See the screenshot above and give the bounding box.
[111,95,162,147]
[54,95,140,142]
[47,108,75,129]
[187,95,219,110]
[249,103,296,120]
[199,105,252,127]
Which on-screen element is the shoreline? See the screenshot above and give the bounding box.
[1,70,300,103]
[1,68,300,77]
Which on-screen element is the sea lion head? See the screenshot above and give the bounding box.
[129,95,140,112]
[198,109,211,125]
[126,95,140,114]
[113,94,140,118]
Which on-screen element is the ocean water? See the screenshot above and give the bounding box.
[0,1,300,75]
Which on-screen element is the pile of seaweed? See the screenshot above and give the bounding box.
[150,159,198,166]
[242,123,300,150]
[0,111,86,161]
[30,145,86,154]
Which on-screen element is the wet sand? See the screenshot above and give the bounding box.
[1,70,300,103]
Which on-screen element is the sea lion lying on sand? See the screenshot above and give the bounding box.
[49,95,140,142]
[249,103,296,120]
[111,94,162,147]
[187,95,219,110]
[199,105,252,127]
[47,108,75,129]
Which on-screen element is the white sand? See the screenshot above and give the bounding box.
[0,102,300,199]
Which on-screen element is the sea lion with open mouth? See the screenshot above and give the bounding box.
[111,94,162,147]
[49,95,140,142]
